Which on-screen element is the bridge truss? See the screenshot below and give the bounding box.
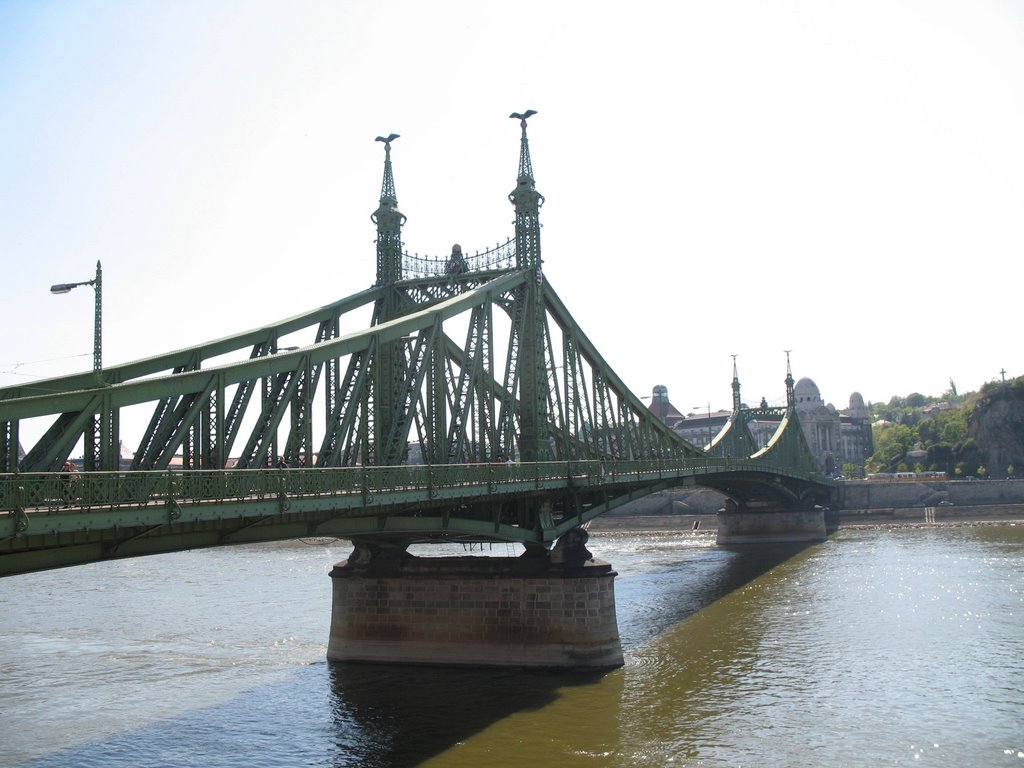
[0,114,833,575]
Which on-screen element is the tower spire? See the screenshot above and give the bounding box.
[508,110,543,269]
[370,134,407,465]
[508,110,548,461]
[513,109,536,180]
[731,354,741,413]
[785,350,795,408]
[372,133,405,286]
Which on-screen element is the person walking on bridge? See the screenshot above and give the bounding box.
[60,461,79,507]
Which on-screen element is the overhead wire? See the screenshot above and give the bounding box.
[0,352,91,379]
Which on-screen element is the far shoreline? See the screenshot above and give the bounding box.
[586,505,1024,534]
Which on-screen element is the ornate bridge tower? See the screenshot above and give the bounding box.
[732,354,742,414]
[327,116,624,670]
[508,110,549,462]
[372,133,405,288]
[370,134,407,465]
[785,349,796,409]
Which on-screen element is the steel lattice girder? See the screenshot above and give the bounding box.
[1,268,706,473]
[0,262,831,563]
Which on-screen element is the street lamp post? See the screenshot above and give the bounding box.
[51,260,102,373]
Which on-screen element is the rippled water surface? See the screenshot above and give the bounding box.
[2,526,1022,767]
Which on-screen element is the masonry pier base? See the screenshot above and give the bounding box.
[716,504,827,545]
[327,540,623,669]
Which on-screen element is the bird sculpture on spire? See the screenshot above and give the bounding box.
[509,110,536,130]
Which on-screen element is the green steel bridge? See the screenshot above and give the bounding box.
[0,114,834,577]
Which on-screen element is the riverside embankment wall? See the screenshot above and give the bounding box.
[837,478,1024,509]
[591,479,1024,531]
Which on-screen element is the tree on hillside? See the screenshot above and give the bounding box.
[926,442,955,472]
[865,375,1022,478]
[866,423,915,474]
[906,392,927,408]
[955,438,983,478]
[916,406,969,445]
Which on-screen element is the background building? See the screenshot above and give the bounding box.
[647,378,873,476]
[791,378,873,475]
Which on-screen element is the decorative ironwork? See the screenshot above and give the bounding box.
[400,239,517,280]
[0,113,834,575]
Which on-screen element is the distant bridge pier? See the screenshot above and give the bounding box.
[716,500,827,545]
[326,531,624,669]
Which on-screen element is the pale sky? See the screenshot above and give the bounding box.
[2,0,1023,448]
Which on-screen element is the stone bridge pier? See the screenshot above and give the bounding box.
[716,499,827,545]
[326,530,624,669]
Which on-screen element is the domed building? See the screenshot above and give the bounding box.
[793,377,873,475]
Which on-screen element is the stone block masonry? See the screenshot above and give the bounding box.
[716,507,827,545]
[327,554,623,669]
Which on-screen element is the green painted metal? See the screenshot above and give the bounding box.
[0,457,831,576]
[0,113,835,575]
[508,111,547,464]
[371,133,407,466]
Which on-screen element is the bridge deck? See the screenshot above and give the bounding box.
[1,459,831,576]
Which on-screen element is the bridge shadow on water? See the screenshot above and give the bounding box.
[323,540,814,767]
[326,662,606,768]
[611,539,817,651]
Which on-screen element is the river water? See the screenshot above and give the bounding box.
[1,524,1022,767]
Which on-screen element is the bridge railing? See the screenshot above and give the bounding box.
[400,239,517,279]
[0,463,523,512]
[0,457,768,514]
